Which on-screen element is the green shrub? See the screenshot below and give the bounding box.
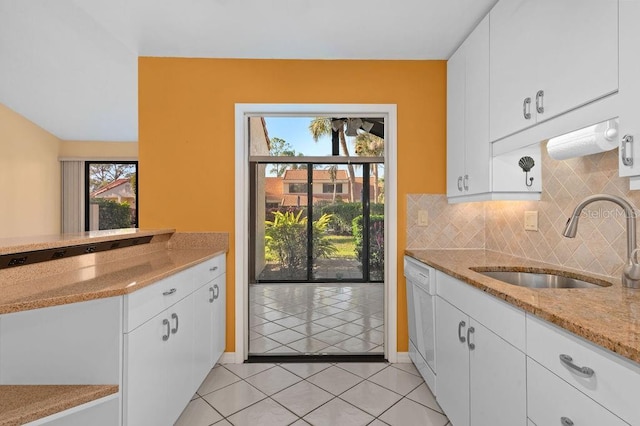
[352,214,385,281]
[92,199,132,230]
[316,202,384,234]
[265,211,337,277]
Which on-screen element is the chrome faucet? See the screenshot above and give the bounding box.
[563,194,640,288]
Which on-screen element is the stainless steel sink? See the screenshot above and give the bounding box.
[472,269,611,289]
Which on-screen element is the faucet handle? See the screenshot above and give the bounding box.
[624,248,640,280]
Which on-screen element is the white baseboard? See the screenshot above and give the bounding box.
[219,352,237,364]
[395,352,411,363]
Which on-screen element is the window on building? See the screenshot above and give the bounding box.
[322,183,343,194]
[288,183,308,193]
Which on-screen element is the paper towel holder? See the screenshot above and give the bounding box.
[518,156,535,187]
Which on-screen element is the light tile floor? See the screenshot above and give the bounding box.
[176,362,451,426]
[249,283,384,355]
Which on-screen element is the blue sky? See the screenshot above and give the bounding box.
[264,117,333,157]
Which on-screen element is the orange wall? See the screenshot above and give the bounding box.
[138,58,446,353]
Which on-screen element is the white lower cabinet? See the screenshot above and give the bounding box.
[212,274,226,363]
[435,296,526,426]
[193,273,225,386]
[432,268,640,426]
[123,254,226,426]
[435,297,470,426]
[469,320,526,426]
[124,308,172,426]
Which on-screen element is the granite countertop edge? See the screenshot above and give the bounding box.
[0,384,118,426]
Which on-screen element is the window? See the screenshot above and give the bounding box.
[85,161,138,231]
[322,183,343,194]
[288,183,308,193]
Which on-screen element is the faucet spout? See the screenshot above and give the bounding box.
[563,194,638,288]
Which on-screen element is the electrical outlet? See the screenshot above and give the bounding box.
[524,211,538,231]
[418,210,429,226]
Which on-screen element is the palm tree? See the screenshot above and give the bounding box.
[309,118,356,202]
[354,132,384,202]
[325,165,338,202]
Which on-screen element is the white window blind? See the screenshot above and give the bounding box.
[61,160,84,233]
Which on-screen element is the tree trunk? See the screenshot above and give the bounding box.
[372,164,379,203]
[338,129,356,202]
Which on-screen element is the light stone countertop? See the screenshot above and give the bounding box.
[405,249,640,364]
[0,230,228,314]
[0,385,118,426]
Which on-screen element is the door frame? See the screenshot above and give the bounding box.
[234,103,398,362]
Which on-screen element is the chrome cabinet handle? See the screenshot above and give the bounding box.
[457,176,463,192]
[463,175,469,191]
[523,97,532,119]
[213,284,220,300]
[162,319,170,341]
[209,287,215,303]
[458,321,466,343]
[536,90,545,114]
[163,288,177,296]
[467,326,475,350]
[209,266,218,272]
[559,354,594,377]
[561,417,574,426]
[171,313,179,335]
[622,134,634,167]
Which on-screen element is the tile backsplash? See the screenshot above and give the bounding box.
[408,143,640,278]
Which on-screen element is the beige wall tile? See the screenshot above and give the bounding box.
[407,143,639,279]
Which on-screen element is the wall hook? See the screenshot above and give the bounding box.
[519,156,535,187]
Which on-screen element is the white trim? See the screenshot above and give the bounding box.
[218,352,237,364]
[395,352,412,364]
[235,103,398,363]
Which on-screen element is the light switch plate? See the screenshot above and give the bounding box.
[418,210,429,226]
[524,211,538,231]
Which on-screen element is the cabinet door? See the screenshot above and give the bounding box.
[165,294,195,425]
[447,42,466,197]
[124,313,169,426]
[618,0,640,178]
[463,15,491,195]
[469,320,527,426]
[193,283,214,388]
[435,297,470,426]
[535,0,618,123]
[212,274,226,364]
[490,0,537,141]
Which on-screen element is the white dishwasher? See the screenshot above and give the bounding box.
[404,256,437,392]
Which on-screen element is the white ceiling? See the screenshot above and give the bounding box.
[0,0,497,141]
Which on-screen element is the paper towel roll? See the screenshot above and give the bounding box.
[547,119,618,160]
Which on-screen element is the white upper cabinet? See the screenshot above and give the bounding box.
[490,0,619,142]
[447,15,491,199]
[619,0,640,181]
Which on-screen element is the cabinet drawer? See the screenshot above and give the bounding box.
[527,358,628,426]
[527,314,640,425]
[125,268,195,332]
[436,271,525,351]
[190,255,225,285]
